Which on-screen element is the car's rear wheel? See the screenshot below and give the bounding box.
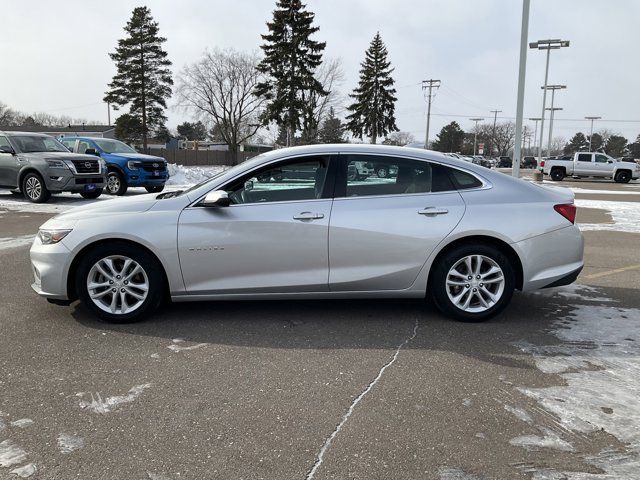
[22,172,51,203]
[145,186,164,193]
[430,244,515,322]
[106,170,128,195]
[80,188,103,199]
[550,168,565,181]
[76,243,164,323]
[615,170,631,183]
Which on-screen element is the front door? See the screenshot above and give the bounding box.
[0,136,18,187]
[329,154,466,291]
[178,155,334,295]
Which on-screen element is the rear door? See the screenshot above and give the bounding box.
[575,153,596,175]
[328,154,466,292]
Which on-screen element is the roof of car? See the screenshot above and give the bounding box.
[0,131,52,137]
[0,125,114,133]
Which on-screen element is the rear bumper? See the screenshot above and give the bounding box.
[515,225,585,292]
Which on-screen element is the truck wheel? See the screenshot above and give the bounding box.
[430,244,515,322]
[80,188,103,199]
[105,171,128,196]
[22,172,51,203]
[550,168,565,181]
[376,166,389,178]
[145,186,164,193]
[614,170,631,183]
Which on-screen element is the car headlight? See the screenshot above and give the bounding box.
[99,159,108,172]
[37,229,72,245]
[127,160,142,170]
[46,159,69,169]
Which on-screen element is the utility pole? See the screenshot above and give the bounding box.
[422,79,441,149]
[530,39,570,164]
[585,116,601,151]
[470,118,484,155]
[490,110,502,156]
[529,117,542,152]
[512,0,530,178]
[107,102,111,126]
[543,85,565,157]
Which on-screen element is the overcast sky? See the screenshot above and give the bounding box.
[2,0,639,143]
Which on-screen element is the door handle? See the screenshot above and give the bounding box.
[418,207,448,216]
[293,212,324,220]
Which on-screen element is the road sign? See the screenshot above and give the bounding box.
[478,143,484,155]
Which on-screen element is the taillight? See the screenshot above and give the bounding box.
[540,160,545,167]
[554,203,576,224]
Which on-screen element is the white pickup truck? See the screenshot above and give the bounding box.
[543,152,639,183]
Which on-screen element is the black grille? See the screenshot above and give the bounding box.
[72,159,100,174]
[141,161,166,172]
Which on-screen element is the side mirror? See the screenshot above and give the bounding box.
[0,145,15,155]
[608,160,613,164]
[85,148,99,156]
[202,190,231,207]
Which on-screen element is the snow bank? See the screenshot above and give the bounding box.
[576,199,640,233]
[166,163,227,187]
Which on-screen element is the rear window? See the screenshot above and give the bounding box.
[577,153,592,162]
[449,169,483,190]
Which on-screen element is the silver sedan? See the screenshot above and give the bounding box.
[30,144,584,323]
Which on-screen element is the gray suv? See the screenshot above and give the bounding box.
[0,132,106,203]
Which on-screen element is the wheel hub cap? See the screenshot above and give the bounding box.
[446,255,505,313]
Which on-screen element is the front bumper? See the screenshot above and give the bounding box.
[45,170,106,193]
[516,224,585,292]
[30,236,72,300]
[126,167,169,187]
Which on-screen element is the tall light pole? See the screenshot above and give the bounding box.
[422,79,441,149]
[530,39,570,164]
[470,117,484,155]
[490,109,502,156]
[585,116,601,151]
[512,0,530,178]
[529,117,542,153]
[542,85,566,156]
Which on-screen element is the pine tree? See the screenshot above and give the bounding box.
[563,132,588,155]
[345,32,398,144]
[104,6,173,149]
[317,107,345,143]
[432,122,465,152]
[256,0,327,146]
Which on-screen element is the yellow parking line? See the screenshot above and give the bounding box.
[583,264,640,279]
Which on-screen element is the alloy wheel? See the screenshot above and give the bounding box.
[107,174,121,194]
[446,255,505,313]
[86,255,149,315]
[25,176,42,200]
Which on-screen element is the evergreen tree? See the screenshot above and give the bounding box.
[432,122,465,152]
[345,32,398,144]
[604,135,628,157]
[563,132,588,155]
[256,0,327,147]
[104,6,173,149]
[114,114,143,145]
[588,132,604,152]
[177,121,207,141]
[628,134,640,158]
[317,107,345,143]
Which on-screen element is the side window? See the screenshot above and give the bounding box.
[226,156,330,205]
[577,153,592,162]
[0,136,11,150]
[595,154,609,163]
[342,156,456,197]
[448,168,483,190]
[60,139,76,151]
[77,140,94,154]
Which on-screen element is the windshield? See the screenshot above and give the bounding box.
[12,135,68,153]
[93,138,137,154]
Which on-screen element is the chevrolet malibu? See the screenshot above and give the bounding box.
[30,144,584,323]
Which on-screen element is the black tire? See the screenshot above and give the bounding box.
[76,242,165,323]
[105,170,128,196]
[145,185,165,193]
[22,172,51,203]
[430,244,515,322]
[376,167,389,178]
[614,170,631,183]
[550,168,565,181]
[80,188,103,199]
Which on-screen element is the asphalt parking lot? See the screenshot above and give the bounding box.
[1,177,639,479]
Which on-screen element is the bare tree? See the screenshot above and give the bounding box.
[177,48,265,161]
[550,136,566,156]
[382,131,415,146]
[493,121,517,156]
[0,101,20,126]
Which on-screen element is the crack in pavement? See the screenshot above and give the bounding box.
[305,318,420,480]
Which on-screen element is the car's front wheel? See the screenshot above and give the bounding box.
[430,244,515,322]
[76,242,164,323]
[145,186,164,193]
[105,171,128,196]
[22,172,51,203]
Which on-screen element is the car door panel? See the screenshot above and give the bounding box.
[178,200,332,294]
[329,192,465,291]
[0,136,18,187]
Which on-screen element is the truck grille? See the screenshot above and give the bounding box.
[141,162,166,172]
[72,159,100,174]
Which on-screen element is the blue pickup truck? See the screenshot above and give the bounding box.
[59,137,169,195]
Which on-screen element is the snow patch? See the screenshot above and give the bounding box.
[167,339,208,352]
[0,236,34,251]
[531,283,614,303]
[57,433,84,453]
[438,466,484,479]
[509,428,574,452]
[576,199,640,233]
[10,463,37,478]
[78,383,151,414]
[166,164,226,187]
[9,419,33,429]
[504,405,533,424]
[0,439,27,468]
